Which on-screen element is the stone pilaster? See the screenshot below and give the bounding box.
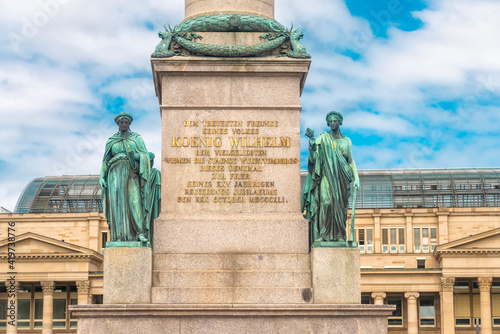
[76,280,91,305]
[436,210,450,244]
[41,281,55,334]
[371,292,386,305]
[404,213,413,252]
[478,277,493,334]
[405,292,420,334]
[373,214,381,253]
[6,280,20,334]
[440,277,455,334]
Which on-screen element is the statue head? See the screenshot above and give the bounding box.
[114,112,134,125]
[326,111,343,126]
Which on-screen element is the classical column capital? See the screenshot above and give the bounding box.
[371,292,386,300]
[404,292,420,300]
[5,280,20,290]
[441,277,455,292]
[76,280,91,294]
[478,277,493,292]
[41,281,55,294]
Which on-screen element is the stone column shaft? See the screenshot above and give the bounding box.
[6,280,19,334]
[405,292,420,334]
[440,277,455,334]
[478,277,493,334]
[41,281,55,334]
[371,292,386,305]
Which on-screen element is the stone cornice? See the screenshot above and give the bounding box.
[435,249,500,260]
[0,253,103,266]
[0,212,105,223]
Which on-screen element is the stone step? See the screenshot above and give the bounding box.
[153,270,311,288]
[151,287,314,304]
[153,253,311,271]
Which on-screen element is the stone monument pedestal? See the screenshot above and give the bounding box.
[311,247,361,304]
[71,1,395,332]
[103,248,152,304]
[71,303,395,334]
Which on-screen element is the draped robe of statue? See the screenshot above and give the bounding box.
[301,132,354,246]
[100,131,161,243]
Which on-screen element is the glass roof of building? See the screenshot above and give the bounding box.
[13,168,500,213]
[14,175,102,214]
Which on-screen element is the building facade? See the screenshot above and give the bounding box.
[1,169,500,333]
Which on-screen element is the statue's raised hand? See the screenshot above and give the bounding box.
[305,128,315,139]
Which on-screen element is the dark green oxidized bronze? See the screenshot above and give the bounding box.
[301,111,360,249]
[173,14,286,32]
[99,112,161,247]
[151,14,311,59]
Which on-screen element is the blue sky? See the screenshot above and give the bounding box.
[1,0,500,211]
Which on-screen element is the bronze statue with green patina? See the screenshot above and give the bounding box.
[99,112,161,247]
[301,111,359,248]
[151,14,310,59]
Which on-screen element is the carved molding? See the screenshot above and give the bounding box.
[76,280,91,294]
[478,277,493,292]
[371,292,386,300]
[441,277,455,292]
[41,281,55,293]
[404,292,420,300]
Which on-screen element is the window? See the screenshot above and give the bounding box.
[417,258,426,269]
[34,286,43,328]
[419,295,436,326]
[414,226,437,253]
[454,281,474,326]
[357,227,373,254]
[361,295,371,304]
[387,296,403,326]
[382,228,389,253]
[102,231,108,249]
[18,286,31,329]
[0,284,78,330]
[0,286,7,329]
[493,282,500,326]
[382,227,405,253]
[454,293,471,326]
